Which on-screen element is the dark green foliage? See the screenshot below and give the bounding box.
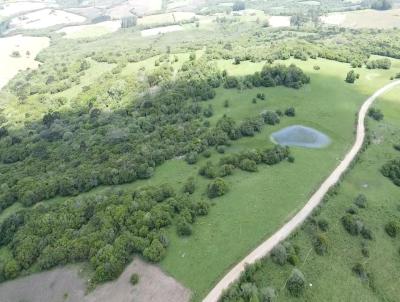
[185,152,199,164]
[183,177,195,194]
[352,263,368,281]
[366,58,391,69]
[385,221,399,237]
[262,146,290,165]
[271,244,287,265]
[368,108,384,121]
[259,287,276,302]
[361,227,373,240]
[354,194,367,208]
[313,233,329,255]
[262,111,280,125]
[177,219,193,236]
[0,185,208,283]
[341,214,361,236]
[256,93,265,100]
[130,273,139,285]
[217,145,226,154]
[286,269,306,297]
[199,161,218,178]
[317,218,329,232]
[381,158,400,186]
[393,144,400,152]
[284,107,295,117]
[239,159,258,172]
[207,178,228,198]
[204,105,214,118]
[345,70,357,83]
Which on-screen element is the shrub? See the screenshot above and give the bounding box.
[262,111,280,125]
[176,219,192,236]
[352,263,368,280]
[207,178,228,198]
[286,269,306,297]
[288,155,295,163]
[360,227,373,240]
[217,145,226,154]
[259,287,276,302]
[183,177,195,194]
[284,107,295,117]
[317,218,329,232]
[341,214,360,235]
[345,70,357,84]
[313,65,320,70]
[143,239,166,262]
[385,221,399,237]
[185,152,199,164]
[381,159,400,186]
[219,164,235,177]
[130,273,139,285]
[271,244,287,265]
[354,194,367,208]
[368,108,384,121]
[313,233,328,255]
[203,150,212,158]
[239,159,258,172]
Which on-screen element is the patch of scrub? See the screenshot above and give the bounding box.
[57,20,121,39]
[0,258,190,302]
[0,35,50,89]
[141,25,183,37]
[268,15,291,27]
[9,9,86,30]
[271,125,331,148]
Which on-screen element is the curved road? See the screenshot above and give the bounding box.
[203,80,400,302]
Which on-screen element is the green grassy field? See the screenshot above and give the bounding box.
[157,58,400,300]
[235,85,400,302]
[1,53,399,301]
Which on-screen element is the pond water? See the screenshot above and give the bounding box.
[270,125,331,148]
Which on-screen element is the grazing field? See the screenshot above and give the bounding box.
[321,9,400,28]
[141,24,184,36]
[57,20,121,39]
[0,1,51,17]
[9,8,86,30]
[268,15,291,27]
[138,12,196,26]
[158,58,400,300]
[223,85,400,302]
[0,35,50,89]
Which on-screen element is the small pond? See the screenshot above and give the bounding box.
[270,125,331,148]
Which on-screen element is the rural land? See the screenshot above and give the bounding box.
[0,0,400,302]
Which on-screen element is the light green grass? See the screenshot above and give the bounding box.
[245,86,400,302]
[158,58,400,300]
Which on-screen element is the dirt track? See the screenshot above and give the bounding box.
[202,80,400,302]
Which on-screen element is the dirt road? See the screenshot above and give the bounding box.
[203,80,400,302]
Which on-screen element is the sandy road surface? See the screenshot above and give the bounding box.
[203,80,400,302]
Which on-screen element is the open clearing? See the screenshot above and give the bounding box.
[268,15,291,27]
[0,258,190,302]
[141,24,184,36]
[230,85,400,302]
[138,12,195,26]
[57,20,121,39]
[0,1,52,17]
[0,35,50,89]
[9,8,86,30]
[321,8,400,28]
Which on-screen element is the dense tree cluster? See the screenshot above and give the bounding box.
[366,58,391,69]
[381,158,400,186]
[0,185,209,283]
[368,108,384,121]
[223,64,310,90]
[371,0,392,10]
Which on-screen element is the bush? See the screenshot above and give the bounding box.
[185,152,199,164]
[143,239,166,262]
[239,159,258,172]
[259,287,276,302]
[183,177,195,194]
[352,263,368,280]
[262,111,280,125]
[341,214,360,235]
[385,221,399,237]
[381,159,400,186]
[345,70,357,84]
[317,218,329,232]
[368,108,384,121]
[176,219,193,236]
[354,194,367,208]
[130,273,139,285]
[203,150,212,158]
[271,244,287,265]
[217,145,226,154]
[284,107,295,117]
[286,269,306,297]
[313,233,328,255]
[360,227,373,240]
[207,178,228,198]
